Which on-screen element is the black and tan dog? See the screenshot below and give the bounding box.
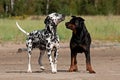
[65,16,95,73]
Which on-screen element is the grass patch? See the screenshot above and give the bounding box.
[0,15,120,43]
[85,15,120,41]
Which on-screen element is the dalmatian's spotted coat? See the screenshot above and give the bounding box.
[16,13,65,73]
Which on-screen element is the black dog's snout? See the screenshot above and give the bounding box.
[65,22,70,29]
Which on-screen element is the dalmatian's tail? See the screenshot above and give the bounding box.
[16,22,29,35]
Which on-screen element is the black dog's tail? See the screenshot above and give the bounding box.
[16,22,29,35]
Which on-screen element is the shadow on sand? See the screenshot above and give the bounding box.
[6,69,69,74]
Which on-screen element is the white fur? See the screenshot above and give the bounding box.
[16,22,29,35]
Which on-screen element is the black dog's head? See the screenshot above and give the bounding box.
[44,13,65,26]
[65,16,85,33]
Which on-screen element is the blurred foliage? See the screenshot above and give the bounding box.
[0,0,120,17]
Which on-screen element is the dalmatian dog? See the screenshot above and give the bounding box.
[16,13,65,73]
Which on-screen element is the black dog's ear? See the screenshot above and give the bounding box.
[71,16,76,18]
[44,16,50,24]
[75,17,85,28]
[78,17,85,21]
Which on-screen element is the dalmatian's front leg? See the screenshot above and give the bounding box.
[47,49,56,73]
[53,43,59,73]
[46,42,56,73]
[53,48,58,73]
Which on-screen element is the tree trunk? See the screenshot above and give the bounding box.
[46,0,49,15]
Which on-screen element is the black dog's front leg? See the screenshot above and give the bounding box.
[69,52,78,72]
[85,49,96,73]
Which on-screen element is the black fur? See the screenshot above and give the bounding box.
[65,16,95,73]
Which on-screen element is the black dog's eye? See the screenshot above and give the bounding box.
[75,20,79,26]
[70,20,74,24]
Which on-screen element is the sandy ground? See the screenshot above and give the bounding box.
[0,42,120,80]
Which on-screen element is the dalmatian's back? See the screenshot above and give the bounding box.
[27,29,49,50]
[26,29,59,50]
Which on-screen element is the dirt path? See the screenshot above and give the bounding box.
[0,42,120,80]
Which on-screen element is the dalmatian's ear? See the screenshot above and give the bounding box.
[44,16,50,24]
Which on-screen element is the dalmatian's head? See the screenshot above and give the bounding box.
[44,13,65,26]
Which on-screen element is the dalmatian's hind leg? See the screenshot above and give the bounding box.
[26,39,33,73]
[38,50,45,70]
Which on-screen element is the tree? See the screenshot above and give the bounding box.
[0,0,120,17]
[46,0,49,15]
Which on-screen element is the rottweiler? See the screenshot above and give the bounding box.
[65,16,95,73]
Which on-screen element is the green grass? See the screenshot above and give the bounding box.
[0,15,120,43]
[84,16,120,41]
[0,18,44,43]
